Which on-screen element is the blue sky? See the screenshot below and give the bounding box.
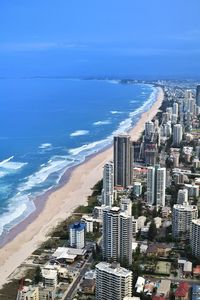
[1,0,200,78]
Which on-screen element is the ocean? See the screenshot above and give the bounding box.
[0,78,158,239]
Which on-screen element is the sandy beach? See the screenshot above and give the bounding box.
[0,87,164,288]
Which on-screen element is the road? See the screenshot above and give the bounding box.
[64,253,93,300]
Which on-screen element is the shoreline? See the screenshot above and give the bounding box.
[0,87,164,289]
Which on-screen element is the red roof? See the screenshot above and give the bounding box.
[175,282,189,297]
[193,265,200,274]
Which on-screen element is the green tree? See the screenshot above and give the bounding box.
[34,266,42,284]
[148,221,157,241]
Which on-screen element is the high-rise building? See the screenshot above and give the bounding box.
[172,203,198,240]
[185,89,193,100]
[187,98,195,115]
[145,121,155,139]
[173,124,183,147]
[196,85,200,107]
[133,182,142,197]
[191,219,200,258]
[69,222,85,249]
[172,102,179,116]
[95,262,132,300]
[145,143,158,166]
[102,207,132,265]
[156,167,166,208]
[147,165,166,208]
[102,161,114,206]
[114,135,133,188]
[177,189,188,205]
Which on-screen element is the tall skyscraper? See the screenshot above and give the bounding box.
[145,121,155,138]
[196,85,200,107]
[147,165,166,208]
[114,135,133,188]
[69,222,85,249]
[173,124,183,147]
[172,204,198,240]
[156,167,166,207]
[172,102,179,116]
[95,262,132,300]
[191,219,200,258]
[177,189,188,205]
[102,207,132,265]
[102,161,114,206]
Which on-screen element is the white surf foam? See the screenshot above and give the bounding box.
[0,84,159,238]
[93,120,111,126]
[39,143,52,149]
[18,156,73,192]
[110,110,123,114]
[0,156,27,178]
[70,130,89,137]
[0,194,35,236]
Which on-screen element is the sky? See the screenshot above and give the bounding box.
[1,0,200,78]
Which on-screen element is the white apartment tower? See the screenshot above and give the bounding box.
[172,102,179,116]
[95,262,132,300]
[145,121,155,138]
[102,161,114,206]
[173,124,183,147]
[147,165,166,208]
[102,207,132,266]
[191,219,200,258]
[69,222,85,249]
[172,203,198,240]
[177,189,188,205]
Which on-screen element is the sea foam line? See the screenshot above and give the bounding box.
[0,84,158,238]
[70,130,89,137]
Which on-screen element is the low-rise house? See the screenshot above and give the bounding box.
[162,207,171,218]
[16,286,39,300]
[52,247,86,263]
[154,217,162,229]
[140,243,148,253]
[80,278,95,294]
[140,226,149,238]
[175,282,189,300]
[135,276,145,293]
[144,282,155,295]
[183,261,192,275]
[84,270,96,280]
[41,267,58,288]
[178,259,187,269]
[137,216,147,229]
[81,215,94,232]
[157,279,171,297]
[147,244,171,257]
[39,286,56,300]
[193,265,200,278]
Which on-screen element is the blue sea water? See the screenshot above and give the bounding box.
[0,78,158,237]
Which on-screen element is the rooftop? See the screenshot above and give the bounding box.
[96,262,132,277]
[175,282,189,297]
[192,219,200,226]
[41,268,57,280]
[70,221,85,231]
[52,247,86,260]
